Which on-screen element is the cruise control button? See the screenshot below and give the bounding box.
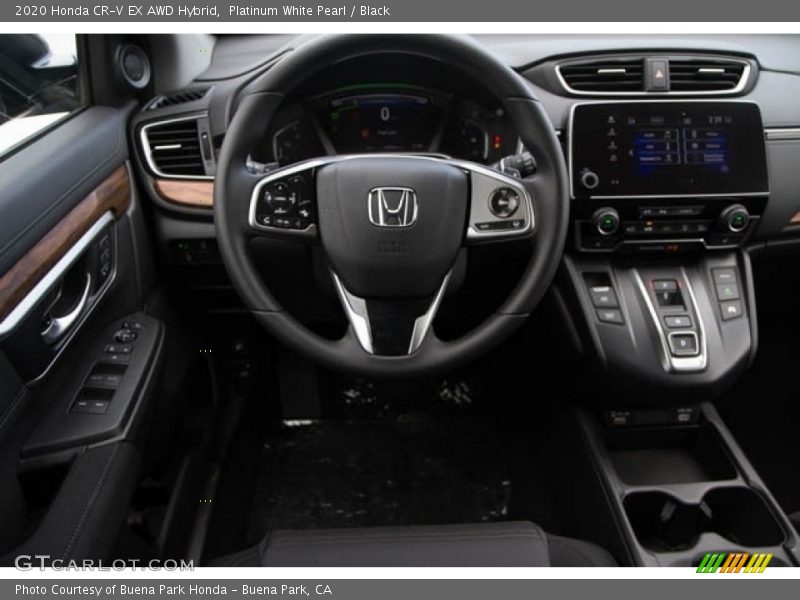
[720,300,743,320]
[669,333,698,357]
[597,308,624,324]
[589,286,619,308]
[665,315,692,329]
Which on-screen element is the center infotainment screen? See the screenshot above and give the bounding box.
[569,101,769,198]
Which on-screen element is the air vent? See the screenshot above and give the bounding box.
[558,58,644,93]
[669,59,747,92]
[142,118,207,177]
[147,87,210,110]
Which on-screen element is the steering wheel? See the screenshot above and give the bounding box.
[214,34,569,378]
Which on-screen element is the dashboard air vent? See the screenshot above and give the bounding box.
[142,118,206,177]
[669,59,747,92]
[147,87,210,110]
[558,58,644,93]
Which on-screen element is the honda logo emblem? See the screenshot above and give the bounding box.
[367,187,418,228]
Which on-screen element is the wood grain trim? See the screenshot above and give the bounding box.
[0,165,130,322]
[154,179,214,208]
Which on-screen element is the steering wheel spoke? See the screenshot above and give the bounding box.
[333,271,451,356]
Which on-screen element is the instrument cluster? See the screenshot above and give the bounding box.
[256,85,518,166]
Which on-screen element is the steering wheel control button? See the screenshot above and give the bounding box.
[664,315,692,329]
[475,219,525,231]
[720,300,743,320]
[255,174,316,232]
[488,187,520,218]
[669,332,699,357]
[114,329,137,343]
[589,286,619,308]
[591,208,620,236]
[597,308,624,325]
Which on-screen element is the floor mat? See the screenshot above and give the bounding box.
[245,414,515,543]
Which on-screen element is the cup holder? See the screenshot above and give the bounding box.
[624,487,786,552]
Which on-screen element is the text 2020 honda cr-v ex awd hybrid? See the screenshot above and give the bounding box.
[0,33,799,568]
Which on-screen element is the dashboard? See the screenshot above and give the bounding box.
[133,35,800,254]
[254,85,519,166]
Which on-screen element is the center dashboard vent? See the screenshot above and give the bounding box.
[141,116,212,178]
[147,87,210,110]
[555,55,753,96]
[669,58,747,92]
[557,58,644,93]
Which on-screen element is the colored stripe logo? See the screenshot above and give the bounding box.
[697,552,773,573]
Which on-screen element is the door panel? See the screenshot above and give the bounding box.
[0,36,161,562]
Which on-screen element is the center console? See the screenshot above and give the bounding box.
[564,102,798,567]
[563,100,767,395]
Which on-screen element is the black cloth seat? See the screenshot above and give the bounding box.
[210,521,617,567]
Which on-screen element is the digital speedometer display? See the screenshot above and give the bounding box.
[320,94,443,153]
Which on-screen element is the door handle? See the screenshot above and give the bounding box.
[41,273,92,345]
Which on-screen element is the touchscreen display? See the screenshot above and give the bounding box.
[570,102,768,197]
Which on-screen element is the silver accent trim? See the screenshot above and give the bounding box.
[566,99,770,200]
[0,212,115,338]
[247,154,534,241]
[139,113,213,181]
[331,273,373,354]
[408,271,451,354]
[765,128,800,141]
[41,273,92,345]
[556,58,751,97]
[633,268,708,373]
[331,271,451,356]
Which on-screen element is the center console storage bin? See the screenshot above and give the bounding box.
[605,423,737,486]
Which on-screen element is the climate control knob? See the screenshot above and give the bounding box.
[580,170,600,190]
[592,208,620,236]
[719,204,751,233]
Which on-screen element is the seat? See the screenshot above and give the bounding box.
[210,521,617,567]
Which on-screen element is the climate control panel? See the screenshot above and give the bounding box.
[575,197,766,253]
